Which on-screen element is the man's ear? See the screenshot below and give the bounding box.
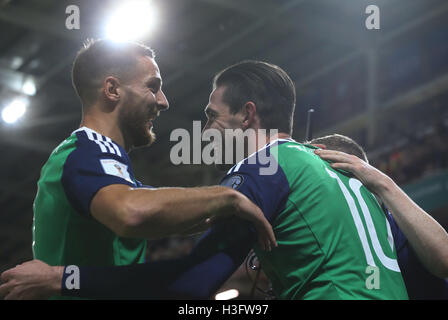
[241,101,257,129]
[103,76,121,103]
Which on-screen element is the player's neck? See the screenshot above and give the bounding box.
[264,132,291,145]
[250,130,291,153]
[80,113,127,151]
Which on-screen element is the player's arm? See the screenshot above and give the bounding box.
[0,219,256,300]
[61,147,275,249]
[90,184,274,251]
[69,219,255,299]
[0,159,286,300]
[315,149,448,278]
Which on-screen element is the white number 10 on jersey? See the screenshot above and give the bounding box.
[326,168,400,272]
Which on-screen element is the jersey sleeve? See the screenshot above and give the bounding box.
[221,154,290,223]
[383,205,408,253]
[61,218,255,299]
[61,139,136,217]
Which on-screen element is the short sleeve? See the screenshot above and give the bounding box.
[61,141,136,217]
[220,152,290,223]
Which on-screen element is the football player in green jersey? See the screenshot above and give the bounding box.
[0,41,277,300]
[309,134,448,299]
[311,134,448,280]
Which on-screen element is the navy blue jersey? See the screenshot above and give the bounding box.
[33,126,147,275]
[61,127,139,216]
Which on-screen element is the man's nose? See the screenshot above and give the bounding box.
[156,91,169,111]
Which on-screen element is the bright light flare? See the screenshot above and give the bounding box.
[22,78,36,96]
[1,98,28,124]
[105,1,157,42]
[215,289,239,300]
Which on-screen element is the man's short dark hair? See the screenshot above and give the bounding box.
[213,60,296,135]
[309,134,368,162]
[72,39,155,106]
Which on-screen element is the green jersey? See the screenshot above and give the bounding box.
[33,127,146,276]
[224,139,408,299]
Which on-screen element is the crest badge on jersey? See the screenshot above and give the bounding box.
[221,174,244,190]
[100,159,133,183]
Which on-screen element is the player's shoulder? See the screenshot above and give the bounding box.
[275,140,326,172]
[50,127,131,176]
[276,140,319,159]
[42,133,79,172]
[225,138,295,177]
[60,127,135,184]
[70,126,127,161]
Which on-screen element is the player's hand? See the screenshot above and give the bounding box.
[314,149,389,193]
[0,260,63,300]
[232,192,277,251]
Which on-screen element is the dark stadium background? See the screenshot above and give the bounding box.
[0,0,447,299]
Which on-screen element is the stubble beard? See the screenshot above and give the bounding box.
[119,108,156,151]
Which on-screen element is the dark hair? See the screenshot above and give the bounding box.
[213,60,296,135]
[309,134,368,162]
[71,39,155,106]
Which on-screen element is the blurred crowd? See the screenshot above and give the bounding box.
[373,119,448,186]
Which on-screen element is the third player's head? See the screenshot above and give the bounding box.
[72,39,169,150]
[309,134,368,163]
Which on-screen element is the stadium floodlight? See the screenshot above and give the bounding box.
[215,289,239,300]
[22,78,37,96]
[105,0,157,42]
[1,98,28,124]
